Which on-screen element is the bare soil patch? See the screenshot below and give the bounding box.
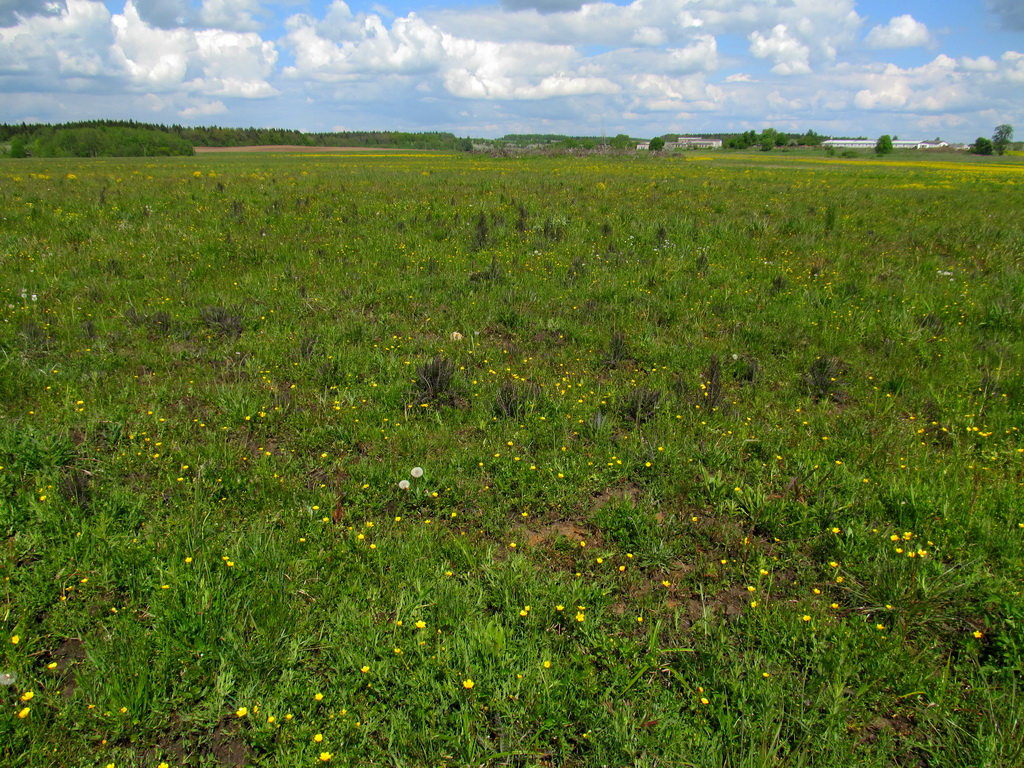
[194,145,432,154]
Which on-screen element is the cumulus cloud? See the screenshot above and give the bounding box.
[865,14,932,49]
[116,0,267,31]
[986,0,1024,31]
[110,2,277,93]
[626,73,724,113]
[285,9,623,100]
[131,0,188,28]
[961,55,998,72]
[0,0,278,101]
[749,24,811,75]
[0,0,117,76]
[198,0,263,32]
[499,0,583,13]
[849,55,983,114]
[1003,50,1024,82]
[0,0,68,26]
[179,98,226,116]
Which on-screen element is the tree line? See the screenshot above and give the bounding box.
[0,120,474,157]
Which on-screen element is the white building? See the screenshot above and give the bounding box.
[821,138,937,150]
[637,136,723,150]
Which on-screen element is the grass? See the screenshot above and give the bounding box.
[0,150,1023,767]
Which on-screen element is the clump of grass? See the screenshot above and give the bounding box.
[469,254,502,283]
[58,467,92,510]
[415,355,456,402]
[471,211,489,250]
[16,319,49,353]
[804,355,846,403]
[729,354,759,385]
[697,354,726,410]
[125,307,173,335]
[617,386,660,424]
[199,305,244,338]
[602,331,631,368]
[494,381,541,419]
[918,312,945,336]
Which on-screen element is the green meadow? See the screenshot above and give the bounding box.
[1,149,1022,767]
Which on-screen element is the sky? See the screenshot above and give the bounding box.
[1,0,1022,140]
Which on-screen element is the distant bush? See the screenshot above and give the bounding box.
[971,137,994,156]
[13,126,194,157]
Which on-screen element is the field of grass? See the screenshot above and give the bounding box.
[1,149,1023,767]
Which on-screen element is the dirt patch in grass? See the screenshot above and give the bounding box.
[524,521,589,546]
[50,637,85,699]
[590,482,643,511]
[194,145,428,154]
[210,720,250,767]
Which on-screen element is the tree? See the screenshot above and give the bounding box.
[972,137,994,155]
[875,135,893,155]
[8,134,27,158]
[609,133,632,150]
[993,124,1014,155]
[759,128,780,151]
[648,136,665,151]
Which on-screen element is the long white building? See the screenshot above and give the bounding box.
[821,138,945,150]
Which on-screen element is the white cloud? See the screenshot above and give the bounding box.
[767,90,802,110]
[749,24,811,75]
[0,0,68,26]
[626,73,725,113]
[0,0,278,102]
[632,26,666,47]
[179,98,226,116]
[865,14,932,49]
[131,0,188,29]
[111,2,278,94]
[198,0,263,32]
[1002,50,1024,82]
[0,0,117,74]
[285,10,624,100]
[961,56,998,72]
[848,55,986,114]
[500,0,583,13]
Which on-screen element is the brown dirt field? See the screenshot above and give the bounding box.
[194,145,432,153]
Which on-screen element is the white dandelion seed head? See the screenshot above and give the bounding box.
[410,467,423,478]
[0,671,16,687]
[398,480,410,490]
